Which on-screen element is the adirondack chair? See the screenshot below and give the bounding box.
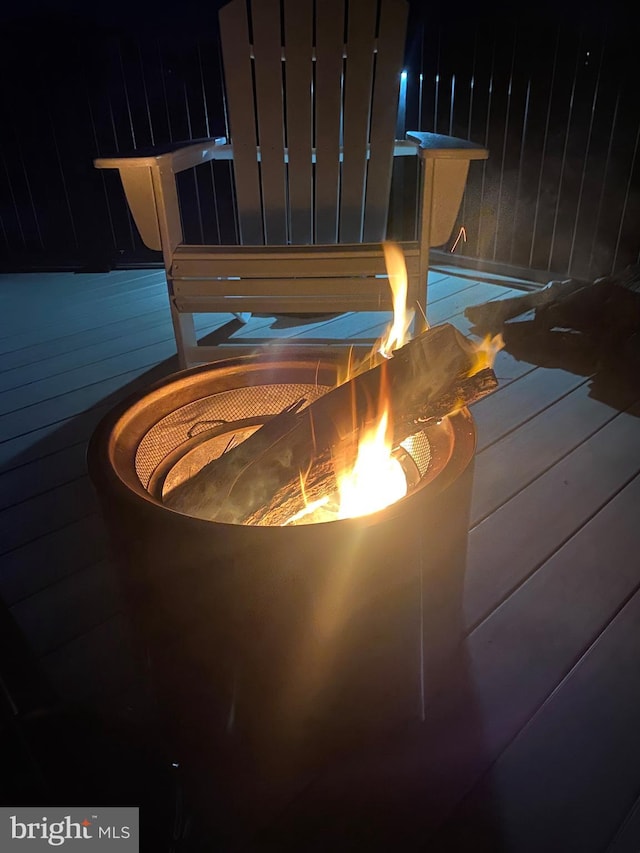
[95,0,488,368]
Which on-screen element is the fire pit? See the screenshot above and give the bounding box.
[88,348,476,778]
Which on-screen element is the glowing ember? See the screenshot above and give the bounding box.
[284,495,330,525]
[450,225,467,254]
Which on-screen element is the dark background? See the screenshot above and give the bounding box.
[0,0,637,279]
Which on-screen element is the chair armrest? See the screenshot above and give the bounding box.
[407,133,488,249]
[93,138,232,252]
[94,137,232,174]
[405,131,488,160]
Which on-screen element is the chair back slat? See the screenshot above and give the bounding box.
[339,0,377,242]
[252,0,288,244]
[363,0,408,241]
[220,0,408,247]
[314,0,345,244]
[284,0,314,244]
[219,0,264,244]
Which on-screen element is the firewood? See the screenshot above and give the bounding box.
[466,266,640,338]
[536,279,640,335]
[501,322,598,375]
[247,367,497,527]
[464,278,586,333]
[164,396,307,517]
[164,324,497,524]
[594,265,640,293]
[462,264,640,420]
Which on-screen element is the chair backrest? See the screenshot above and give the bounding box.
[219,0,408,246]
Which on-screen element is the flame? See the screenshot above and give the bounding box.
[332,243,415,520]
[283,470,330,525]
[336,406,407,520]
[468,333,504,375]
[377,241,416,359]
[435,332,504,421]
[284,495,330,525]
[282,245,503,525]
[335,241,416,386]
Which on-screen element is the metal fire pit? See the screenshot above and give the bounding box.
[88,349,475,775]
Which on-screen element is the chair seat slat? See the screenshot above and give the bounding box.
[174,278,405,299]
[173,239,419,263]
[172,250,420,280]
[172,286,393,314]
[174,241,420,259]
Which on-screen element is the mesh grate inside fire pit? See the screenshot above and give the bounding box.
[135,382,331,501]
[126,361,440,521]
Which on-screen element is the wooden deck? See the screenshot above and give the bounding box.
[2,267,640,849]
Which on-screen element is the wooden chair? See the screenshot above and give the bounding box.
[95,0,488,368]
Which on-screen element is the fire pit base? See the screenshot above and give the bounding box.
[88,351,475,821]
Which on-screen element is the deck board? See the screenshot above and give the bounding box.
[0,306,171,378]
[10,558,120,657]
[1,266,639,849]
[471,365,586,452]
[0,405,121,471]
[0,359,181,442]
[470,380,632,525]
[0,476,97,555]
[0,515,108,605]
[609,794,640,853]
[268,471,640,848]
[441,580,640,853]
[40,612,139,703]
[0,441,87,510]
[0,280,169,351]
[466,403,640,630]
[464,471,640,768]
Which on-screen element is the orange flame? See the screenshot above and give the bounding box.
[469,333,504,375]
[285,243,499,524]
[336,241,416,386]
[283,470,330,525]
[377,241,415,358]
[331,242,415,519]
[336,405,407,519]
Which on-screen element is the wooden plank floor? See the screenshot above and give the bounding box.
[2,267,640,849]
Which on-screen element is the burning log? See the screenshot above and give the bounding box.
[164,323,497,525]
[463,278,588,334]
[465,265,640,339]
[246,367,496,527]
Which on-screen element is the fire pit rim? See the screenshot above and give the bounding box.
[87,348,477,531]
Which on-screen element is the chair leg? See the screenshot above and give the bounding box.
[170,302,197,370]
